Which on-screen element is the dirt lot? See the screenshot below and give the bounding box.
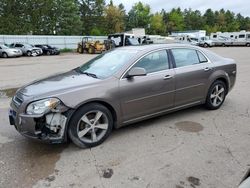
[0,48,250,188]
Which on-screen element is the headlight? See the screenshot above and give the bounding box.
[26,98,60,115]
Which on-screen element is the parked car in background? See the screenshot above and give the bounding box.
[0,44,22,58]
[175,35,199,46]
[198,36,214,47]
[34,44,60,55]
[9,43,43,56]
[9,44,237,148]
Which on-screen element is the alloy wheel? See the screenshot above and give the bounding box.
[77,110,109,143]
[210,84,225,107]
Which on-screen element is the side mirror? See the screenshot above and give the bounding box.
[127,67,147,78]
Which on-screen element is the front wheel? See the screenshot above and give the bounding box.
[203,43,208,48]
[205,80,227,110]
[27,51,32,56]
[2,52,8,58]
[68,103,113,148]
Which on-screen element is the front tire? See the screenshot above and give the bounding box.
[68,103,113,148]
[2,52,8,58]
[205,80,227,110]
[27,51,32,56]
[203,43,208,48]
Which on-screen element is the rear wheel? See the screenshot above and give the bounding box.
[2,52,8,58]
[222,43,226,47]
[246,43,250,47]
[203,43,208,48]
[27,51,32,56]
[68,103,113,148]
[205,80,227,110]
[46,51,51,55]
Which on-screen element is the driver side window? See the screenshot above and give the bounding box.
[133,50,169,74]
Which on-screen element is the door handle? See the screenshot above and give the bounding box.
[204,67,212,72]
[164,75,173,80]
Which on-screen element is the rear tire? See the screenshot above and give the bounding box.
[205,80,227,110]
[68,103,113,148]
[46,51,51,55]
[246,43,250,47]
[222,43,226,47]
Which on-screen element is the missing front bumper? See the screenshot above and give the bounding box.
[9,110,68,143]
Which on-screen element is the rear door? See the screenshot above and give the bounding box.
[170,48,213,107]
[119,49,175,123]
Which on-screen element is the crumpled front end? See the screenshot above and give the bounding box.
[9,92,73,143]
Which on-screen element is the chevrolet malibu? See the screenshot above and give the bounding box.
[9,44,237,148]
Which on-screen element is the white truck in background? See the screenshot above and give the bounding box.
[174,34,214,47]
[211,31,250,46]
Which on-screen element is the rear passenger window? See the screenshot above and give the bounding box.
[197,51,208,63]
[134,50,169,73]
[171,48,200,68]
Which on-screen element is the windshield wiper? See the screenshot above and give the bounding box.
[82,72,98,78]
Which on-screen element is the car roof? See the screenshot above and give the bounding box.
[117,43,201,52]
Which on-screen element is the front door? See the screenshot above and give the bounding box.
[119,50,175,123]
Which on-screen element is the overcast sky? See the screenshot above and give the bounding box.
[112,0,250,17]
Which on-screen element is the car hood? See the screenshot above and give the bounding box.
[18,69,102,97]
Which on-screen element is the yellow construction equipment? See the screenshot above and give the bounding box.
[77,37,107,54]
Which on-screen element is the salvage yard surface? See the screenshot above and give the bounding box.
[0,48,250,188]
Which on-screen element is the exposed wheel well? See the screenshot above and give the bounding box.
[2,52,8,57]
[214,78,229,94]
[74,101,117,124]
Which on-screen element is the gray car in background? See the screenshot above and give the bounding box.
[9,44,237,148]
[0,44,22,58]
[9,42,43,56]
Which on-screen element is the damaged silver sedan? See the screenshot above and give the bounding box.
[9,44,237,148]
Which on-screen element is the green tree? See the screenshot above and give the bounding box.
[166,8,184,33]
[55,0,82,35]
[127,2,151,31]
[183,9,203,30]
[78,0,105,35]
[0,1,31,34]
[103,1,125,34]
[149,12,166,35]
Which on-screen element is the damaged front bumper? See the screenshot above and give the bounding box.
[9,98,72,144]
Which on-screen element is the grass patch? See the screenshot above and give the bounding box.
[60,48,74,53]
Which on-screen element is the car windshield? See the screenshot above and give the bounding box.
[78,49,138,79]
[0,44,9,49]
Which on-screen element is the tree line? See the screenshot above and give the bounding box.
[0,0,250,36]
